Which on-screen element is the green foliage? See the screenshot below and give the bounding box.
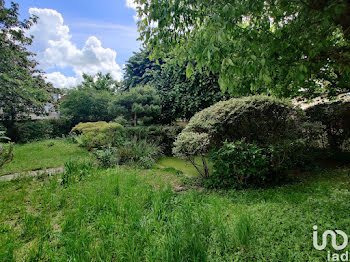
[109,85,161,126]
[77,72,120,93]
[94,147,118,168]
[123,48,162,89]
[154,60,231,122]
[137,0,350,98]
[116,139,162,169]
[14,120,52,142]
[61,87,114,125]
[173,96,303,177]
[71,121,123,148]
[0,131,13,169]
[61,160,94,186]
[173,132,211,157]
[207,141,301,188]
[123,49,229,123]
[124,125,183,155]
[7,119,72,143]
[0,1,53,121]
[306,100,350,151]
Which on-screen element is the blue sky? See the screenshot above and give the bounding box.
[13,0,141,88]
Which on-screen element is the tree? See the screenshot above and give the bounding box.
[123,49,230,123]
[136,0,350,99]
[123,48,161,89]
[109,86,161,126]
[61,73,116,125]
[0,1,53,121]
[153,60,230,122]
[78,72,120,93]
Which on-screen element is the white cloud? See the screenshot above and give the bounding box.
[126,0,138,10]
[27,8,122,88]
[45,72,78,89]
[126,0,141,21]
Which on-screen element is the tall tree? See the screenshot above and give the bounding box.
[61,73,116,125]
[123,48,161,89]
[0,0,53,121]
[123,49,230,123]
[136,0,350,98]
[78,72,120,93]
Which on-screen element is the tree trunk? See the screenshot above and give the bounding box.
[133,112,137,126]
[201,155,209,178]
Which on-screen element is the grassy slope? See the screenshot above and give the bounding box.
[0,139,91,176]
[0,164,349,261]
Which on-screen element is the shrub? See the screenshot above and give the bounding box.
[306,101,350,151]
[207,140,304,188]
[8,119,72,143]
[116,139,162,169]
[94,147,118,168]
[48,118,73,138]
[124,125,183,155]
[0,131,13,169]
[173,96,304,177]
[14,120,53,143]
[71,121,123,148]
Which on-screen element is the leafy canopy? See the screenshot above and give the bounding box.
[123,49,230,123]
[0,0,53,120]
[109,86,161,126]
[136,0,350,98]
[78,72,120,93]
[61,73,116,125]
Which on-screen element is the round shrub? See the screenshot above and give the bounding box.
[71,121,123,148]
[306,101,350,151]
[173,96,304,178]
[183,95,303,147]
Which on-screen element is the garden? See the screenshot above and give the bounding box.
[1,0,350,261]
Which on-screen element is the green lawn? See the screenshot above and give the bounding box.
[0,139,92,176]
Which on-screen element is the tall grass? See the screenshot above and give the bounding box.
[0,168,250,261]
[1,165,350,261]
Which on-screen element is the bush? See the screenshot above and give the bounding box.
[48,118,73,138]
[173,96,304,177]
[124,125,183,155]
[306,101,350,151]
[71,121,123,148]
[207,140,305,188]
[7,119,72,143]
[116,139,162,169]
[94,147,118,168]
[0,131,13,169]
[13,120,53,143]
